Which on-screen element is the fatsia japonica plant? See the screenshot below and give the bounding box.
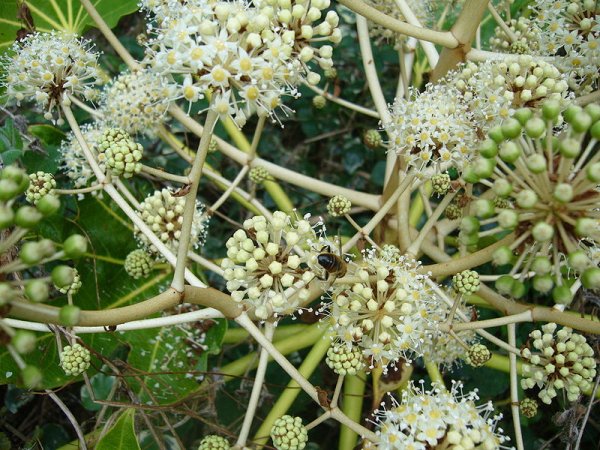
[0,0,599,449]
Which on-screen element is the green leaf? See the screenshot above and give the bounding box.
[0,148,23,165]
[28,124,66,147]
[0,0,140,54]
[0,118,23,150]
[96,409,141,450]
[80,371,116,411]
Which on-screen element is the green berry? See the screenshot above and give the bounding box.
[581,267,600,289]
[498,141,521,163]
[24,279,49,303]
[124,249,154,279]
[532,222,554,242]
[567,250,591,272]
[326,343,364,376]
[570,112,592,133]
[525,154,547,174]
[533,274,554,293]
[575,218,597,238]
[542,100,561,121]
[14,206,43,228]
[492,246,514,266]
[478,138,498,158]
[524,117,545,139]
[0,283,18,305]
[553,183,573,203]
[59,305,81,326]
[52,265,76,290]
[590,120,600,140]
[1,165,28,186]
[511,280,527,299]
[22,365,42,389]
[532,256,552,275]
[514,108,533,125]
[63,234,88,259]
[587,162,600,182]
[36,194,61,216]
[57,268,81,295]
[473,157,495,178]
[363,129,382,149]
[563,104,583,123]
[198,435,230,450]
[324,67,337,79]
[501,118,522,139]
[584,103,600,122]
[0,179,21,201]
[552,285,573,305]
[495,275,514,295]
[59,343,91,376]
[271,415,308,450]
[38,239,56,258]
[515,189,538,209]
[488,125,504,143]
[497,210,518,229]
[327,195,351,217]
[559,138,581,158]
[20,242,44,266]
[493,178,512,197]
[460,216,480,234]
[473,199,495,219]
[465,343,491,367]
[12,330,36,354]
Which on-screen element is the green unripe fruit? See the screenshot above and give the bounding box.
[473,157,495,178]
[553,183,574,203]
[584,103,600,122]
[570,112,592,133]
[488,125,504,143]
[525,154,547,173]
[532,256,552,275]
[499,141,521,163]
[498,210,518,229]
[587,162,600,182]
[590,120,600,140]
[460,216,480,234]
[0,204,14,229]
[12,330,37,354]
[36,194,60,216]
[501,118,522,139]
[14,206,43,228]
[479,138,498,158]
[533,274,554,293]
[0,283,18,305]
[1,165,27,184]
[492,246,514,266]
[59,305,81,326]
[20,242,44,266]
[511,280,527,299]
[458,230,479,246]
[552,285,573,305]
[575,218,597,238]
[38,239,56,258]
[516,189,538,209]
[473,199,495,219]
[581,267,600,289]
[495,275,515,295]
[563,104,583,123]
[22,365,43,389]
[63,234,88,259]
[52,265,76,289]
[514,108,533,125]
[312,95,326,109]
[542,100,561,121]
[0,179,20,201]
[24,279,49,303]
[559,138,581,159]
[567,250,591,272]
[493,178,513,197]
[461,165,480,184]
[532,222,554,242]
[524,117,545,138]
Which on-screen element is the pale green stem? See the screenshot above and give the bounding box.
[446,310,533,331]
[114,178,141,210]
[393,0,439,66]
[304,82,380,118]
[0,228,28,255]
[208,166,249,214]
[55,185,103,195]
[487,3,517,42]
[141,165,190,184]
[252,328,330,447]
[575,89,600,106]
[248,115,266,160]
[339,373,366,450]
[187,251,223,275]
[508,323,525,450]
[236,322,275,448]
[424,360,444,385]
[171,109,218,292]
[337,0,459,47]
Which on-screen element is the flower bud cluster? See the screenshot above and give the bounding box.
[452,269,481,295]
[198,435,230,450]
[25,172,56,205]
[521,323,597,404]
[59,343,91,376]
[386,84,476,177]
[221,212,318,320]
[145,0,341,127]
[489,17,540,54]
[100,70,173,136]
[327,195,351,217]
[124,249,155,279]
[98,128,143,178]
[466,343,492,367]
[431,173,451,196]
[374,381,510,449]
[363,129,382,149]
[326,342,365,375]
[461,102,600,300]
[249,166,271,183]
[136,188,208,254]
[328,249,440,370]
[0,32,101,122]
[270,415,308,450]
[59,124,105,192]
[365,0,431,49]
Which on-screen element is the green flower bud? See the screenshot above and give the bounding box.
[498,210,518,229]
[312,95,326,109]
[567,250,591,272]
[324,67,337,80]
[532,222,554,242]
[542,100,561,121]
[478,138,498,158]
[587,162,600,182]
[553,183,573,203]
[1,165,27,185]
[0,179,21,201]
[575,218,597,238]
[492,246,514,266]
[499,141,521,163]
[460,216,480,234]
[36,194,61,216]
[532,256,552,275]
[493,178,512,197]
[38,239,56,258]
[525,154,547,174]
[584,103,600,122]
[52,265,76,289]
[515,189,538,209]
[558,138,581,158]
[461,165,480,184]
[26,172,56,205]
[495,275,515,295]
[445,203,463,220]
[14,206,43,228]
[590,120,600,140]
[570,112,592,133]
[12,330,36,354]
[501,118,522,139]
[563,104,583,123]
[552,285,573,305]
[473,157,495,178]
[514,108,533,125]
[524,117,545,138]
[488,125,504,143]
[63,234,88,259]
[473,199,495,219]
[59,305,81,326]
[431,173,451,196]
[511,280,527,299]
[22,365,42,389]
[249,166,271,184]
[20,242,44,266]
[24,279,49,303]
[0,204,15,230]
[581,267,600,289]
[533,274,554,293]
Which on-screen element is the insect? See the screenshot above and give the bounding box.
[317,238,347,284]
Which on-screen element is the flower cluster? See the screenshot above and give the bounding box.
[26,172,56,205]
[374,381,511,449]
[326,342,365,376]
[59,124,105,192]
[327,195,351,217]
[462,102,600,302]
[270,415,308,450]
[136,188,208,254]
[124,249,155,279]
[59,343,91,376]
[100,70,173,135]
[489,17,541,54]
[327,249,440,370]
[530,0,599,94]
[0,32,101,122]
[145,0,341,126]
[198,435,230,450]
[221,212,319,320]
[521,323,597,404]
[386,84,476,177]
[97,128,143,178]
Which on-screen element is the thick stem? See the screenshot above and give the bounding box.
[339,373,367,450]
